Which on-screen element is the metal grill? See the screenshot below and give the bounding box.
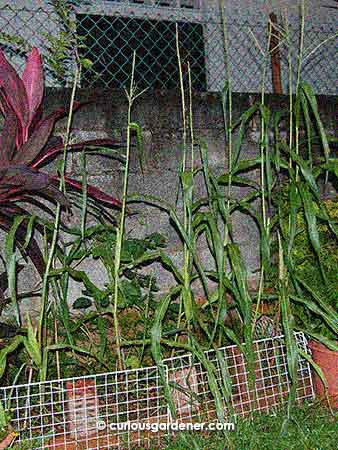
[0,2,336,94]
[0,332,314,449]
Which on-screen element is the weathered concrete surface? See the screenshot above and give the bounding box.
[1,89,337,318]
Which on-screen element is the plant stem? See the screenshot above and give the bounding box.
[188,62,195,174]
[80,143,88,241]
[175,24,193,336]
[38,65,80,366]
[113,51,137,370]
[295,0,306,182]
[221,0,233,248]
[283,10,294,161]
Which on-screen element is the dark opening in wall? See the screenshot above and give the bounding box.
[76,14,207,90]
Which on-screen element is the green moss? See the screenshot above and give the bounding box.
[288,198,338,339]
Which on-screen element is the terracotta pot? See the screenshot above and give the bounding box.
[309,340,338,408]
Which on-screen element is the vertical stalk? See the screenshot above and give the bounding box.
[269,13,283,95]
[252,14,273,333]
[176,24,187,171]
[113,52,137,370]
[296,0,305,96]
[188,61,195,174]
[283,10,294,160]
[175,25,192,333]
[38,65,80,364]
[81,144,88,241]
[295,0,306,181]
[259,18,272,230]
[220,0,233,248]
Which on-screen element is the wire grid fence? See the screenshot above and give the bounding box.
[0,1,337,95]
[0,332,314,450]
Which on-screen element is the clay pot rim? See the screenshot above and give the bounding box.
[309,339,338,354]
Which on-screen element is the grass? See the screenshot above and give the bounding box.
[164,401,337,450]
[2,400,335,450]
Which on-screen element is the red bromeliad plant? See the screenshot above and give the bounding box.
[0,47,122,304]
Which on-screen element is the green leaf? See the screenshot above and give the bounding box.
[73,297,93,309]
[299,89,313,167]
[280,281,298,384]
[218,174,259,189]
[227,244,252,325]
[23,214,37,250]
[297,329,338,352]
[301,82,330,164]
[81,58,93,69]
[232,158,262,174]
[151,286,181,417]
[92,241,114,264]
[0,400,8,430]
[5,218,23,276]
[288,183,300,255]
[294,277,338,330]
[0,335,24,379]
[181,285,194,324]
[144,232,167,249]
[232,102,259,166]
[321,158,338,179]
[281,144,319,198]
[50,267,107,306]
[298,184,321,256]
[191,336,225,423]
[279,280,298,423]
[125,354,141,369]
[120,279,142,307]
[121,239,147,262]
[24,315,42,369]
[291,295,338,336]
[297,348,328,390]
[8,254,20,326]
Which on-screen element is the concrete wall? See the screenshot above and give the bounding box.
[1,87,336,320]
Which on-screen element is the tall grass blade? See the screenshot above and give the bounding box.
[151,286,181,417]
[301,82,330,165]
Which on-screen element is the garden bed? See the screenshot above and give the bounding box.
[0,332,314,450]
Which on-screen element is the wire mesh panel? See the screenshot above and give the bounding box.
[164,332,314,423]
[0,2,336,94]
[0,332,314,449]
[0,366,167,449]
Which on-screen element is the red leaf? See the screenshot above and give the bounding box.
[0,165,70,208]
[1,165,50,190]
[63,176,122,207]
[14,102,82,165]
[0,49,29,131]
[0,89,23,149]
[13,106,72,165]
[0,102,18,164]
[22,48,44,126]
[32,138,122,168]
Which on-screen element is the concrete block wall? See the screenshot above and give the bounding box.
[1,87,336,320]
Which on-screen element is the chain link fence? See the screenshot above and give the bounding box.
[0,1,337,94]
